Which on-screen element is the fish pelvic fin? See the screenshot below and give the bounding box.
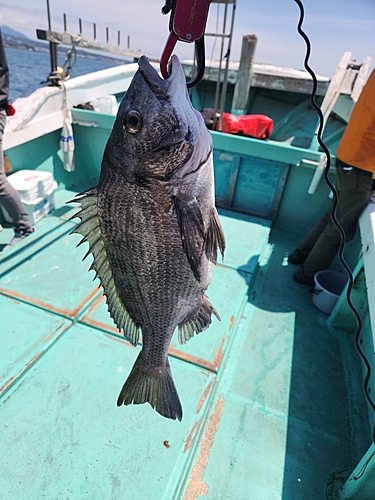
[173,196,205,281]
[117,353,183,421]
[69,188,140,346]
[178,294,221,345]
[205,207,226,264]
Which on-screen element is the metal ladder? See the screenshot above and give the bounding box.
[205,0,237,130]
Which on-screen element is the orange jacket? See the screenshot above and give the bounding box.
[336,69,375,173]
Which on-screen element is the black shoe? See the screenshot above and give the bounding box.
[293,267,315,287]
[288,249,308,265]
[3,227,35,251]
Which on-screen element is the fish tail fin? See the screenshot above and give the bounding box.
[117,353,183,421]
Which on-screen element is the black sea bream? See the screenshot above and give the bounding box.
[72,55,225,421]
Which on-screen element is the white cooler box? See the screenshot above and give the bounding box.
[1,170,57,225]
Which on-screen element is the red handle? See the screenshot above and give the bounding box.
[6,103,16,116]
[160,32,179,79]
[172,0,211,42]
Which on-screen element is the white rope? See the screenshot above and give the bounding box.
[60,81,75,172]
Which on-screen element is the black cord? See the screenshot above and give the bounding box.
[293,0,375,445]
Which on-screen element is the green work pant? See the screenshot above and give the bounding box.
[298,162,374,277]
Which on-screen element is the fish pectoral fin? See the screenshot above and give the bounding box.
[69,188,140,346]
[117,353,183,421]
[173,196,205,281]
[205,208,226,264]
[178,295,221,345]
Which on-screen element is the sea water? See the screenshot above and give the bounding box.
[5,47,123,102]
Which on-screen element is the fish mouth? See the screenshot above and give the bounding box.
[138,55,187,98]
[135,55,208,172]
[137,54,193,147]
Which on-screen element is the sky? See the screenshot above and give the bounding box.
[0,0,374,78]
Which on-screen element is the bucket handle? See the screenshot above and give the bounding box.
[311,288,323,295]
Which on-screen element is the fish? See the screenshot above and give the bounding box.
[71,55,225,421]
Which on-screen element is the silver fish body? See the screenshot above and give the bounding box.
[72,55,225,420]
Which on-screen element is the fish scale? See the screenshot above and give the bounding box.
[102,184,195,326]
[71,54,225,421]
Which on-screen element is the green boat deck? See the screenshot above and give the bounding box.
[0,188,369,499]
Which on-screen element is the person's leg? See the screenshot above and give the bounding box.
[296,208,333,255]
[288,196,335,265]
[0,110,33,233]
[302,167,373,277]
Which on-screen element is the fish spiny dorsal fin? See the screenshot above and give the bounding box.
[205,207,226,264]
[177,294,220,345]
[69,188,140,346]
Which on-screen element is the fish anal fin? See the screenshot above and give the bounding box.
[173,196,205,281]
[205,208,226,264]
[69,188,140,346]
[178,295,220,345]
[117,353,183,421]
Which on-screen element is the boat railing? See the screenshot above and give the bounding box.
[358,199,375,347]
[325,201,375,500]
[3,63,142,151]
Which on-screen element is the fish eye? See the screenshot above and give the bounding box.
[124,110,143,134]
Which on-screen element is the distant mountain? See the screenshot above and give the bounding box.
[1,26,29,40]
[1,25,45,52]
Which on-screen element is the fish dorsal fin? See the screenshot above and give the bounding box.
[173,196,205,281]
[205,207,226,264]
[178,294,220,345]
[69,188,140,346]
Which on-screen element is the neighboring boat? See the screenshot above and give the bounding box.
[1,33,374,500]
